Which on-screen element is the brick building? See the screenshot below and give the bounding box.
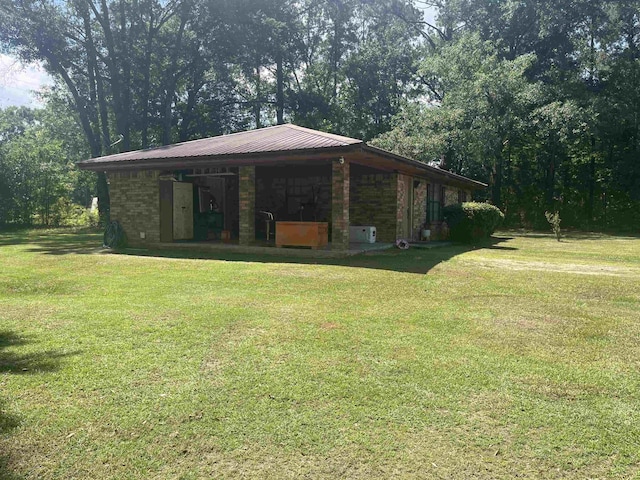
[78,124,485,250]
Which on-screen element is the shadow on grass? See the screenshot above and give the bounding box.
[115,237,513,275]
[1,228,513,274]
[0,229,103,255]
[0,331,78,374]
[0,331,79,479]
[0,398,22,480]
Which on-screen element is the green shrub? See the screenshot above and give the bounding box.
[103,220,127,249]
[444,202,505,242]
[46,198,100,228]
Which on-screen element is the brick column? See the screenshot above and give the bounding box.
[239,166,256,245]
[396,173,405,240]
[412,180,428,240]
[331,159,350,250]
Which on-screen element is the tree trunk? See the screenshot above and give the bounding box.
[141,14,154,148]
[119,0,131,150]
[161,15,187,145]
[254,62,262,129]
[546,142,556,210]
[587,135,596,223]
[491,152,503,208]
[276,49,284,125]
[91,0,128,151]
[97,172,111,224]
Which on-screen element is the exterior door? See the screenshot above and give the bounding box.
[209,177,226,227]
[173,182,194,240]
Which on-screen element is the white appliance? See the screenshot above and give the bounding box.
[349,226,376,243]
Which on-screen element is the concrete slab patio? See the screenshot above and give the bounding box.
[145,240,453,258]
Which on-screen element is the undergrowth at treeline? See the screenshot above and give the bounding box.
[0,229,639,479]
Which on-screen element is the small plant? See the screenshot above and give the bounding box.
[545,211,561,241]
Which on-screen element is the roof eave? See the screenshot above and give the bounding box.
[76,144,362,171]
[361,145,487,189]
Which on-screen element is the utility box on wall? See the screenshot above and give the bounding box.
[349,226,376,243]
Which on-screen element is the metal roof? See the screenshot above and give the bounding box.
[77,123,486,188]
[361,145,487,188]
[78,124,362,166]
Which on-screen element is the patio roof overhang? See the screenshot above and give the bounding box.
[77,124,487,189]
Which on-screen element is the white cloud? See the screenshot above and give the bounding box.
[0,54,55,109]
[420,5,437,25]
[414,1,438,24]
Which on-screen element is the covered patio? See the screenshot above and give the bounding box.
[78,124,485,252]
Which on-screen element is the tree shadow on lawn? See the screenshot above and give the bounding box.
[0,331,78,374]
[0,229,104,255]
[116,236,515,275]
[0,331,79,480]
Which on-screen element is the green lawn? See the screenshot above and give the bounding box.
[1,229,639,479]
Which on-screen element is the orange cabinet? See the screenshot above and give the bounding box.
[275,222,329,248]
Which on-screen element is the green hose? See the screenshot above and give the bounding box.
[103,221,127,248]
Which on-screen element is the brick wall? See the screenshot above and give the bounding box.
[331,160,350,249]
[238,166,256,245]
[107,170,161,246]
[349,167,399,243]
[396,174,408,239]
[444,187,459,207]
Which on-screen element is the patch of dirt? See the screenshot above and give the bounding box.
[490,315,564,331]
[320,322,341,331]
[269,267,347,280]
[516,375,610,401]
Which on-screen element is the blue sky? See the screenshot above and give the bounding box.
[0,5,437,109]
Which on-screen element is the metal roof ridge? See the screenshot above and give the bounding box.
[282,124,363,145]
[78,124,362,164]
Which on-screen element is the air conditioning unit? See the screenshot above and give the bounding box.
[349,225,376,243]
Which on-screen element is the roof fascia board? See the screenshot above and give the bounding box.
[76,145,359,171]
[360,145,488,188]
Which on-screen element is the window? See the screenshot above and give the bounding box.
[458,190,467,203]
[426,184,443,223]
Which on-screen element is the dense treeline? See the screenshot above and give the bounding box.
[376,1,640,229]
[0,0,638,229]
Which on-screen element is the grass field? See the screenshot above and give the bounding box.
[1,228,639,479]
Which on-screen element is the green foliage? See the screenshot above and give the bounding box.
[375,2,640,231]
[48,199,99,228]
[1,0,639,231]
[545,211,562,242]
[444,202,505,242]
[375,33,539,198]
[0,103,93,226]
